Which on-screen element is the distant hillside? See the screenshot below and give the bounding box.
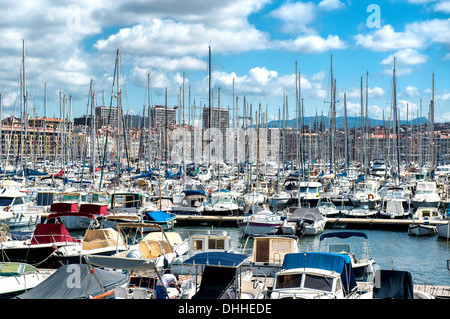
[265,116,429,129]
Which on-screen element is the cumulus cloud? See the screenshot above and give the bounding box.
[381,49,428,66]
[354,25,423,51]
[318,0,346,11]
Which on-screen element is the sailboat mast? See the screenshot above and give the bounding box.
[430,72,436,177]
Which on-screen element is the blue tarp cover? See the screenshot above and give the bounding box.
[319,231,368,241]
[282,252,357,292]
[144,210,173,222]
[182,189,206,197]
[183,252,249,268]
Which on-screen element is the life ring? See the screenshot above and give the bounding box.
[208,188,213,194]
[3,206,9,212]
[368,194,374,200]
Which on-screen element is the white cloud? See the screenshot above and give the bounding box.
[318,0,346,11]
[407,18,450,46]
[270,1,317,34]
[94,19,270,56]
[355,25,423,51]
[381,49,428,66]
[405,85,421,97]
[276,35,346,53]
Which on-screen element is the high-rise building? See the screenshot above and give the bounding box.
[149,105,177,129]
[202,107,229,132]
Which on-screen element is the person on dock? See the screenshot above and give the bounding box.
[156,273,182,299]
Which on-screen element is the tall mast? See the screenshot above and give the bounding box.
[393,57,400,180]
[430,72,435,178]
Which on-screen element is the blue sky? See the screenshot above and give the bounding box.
[0,0,449,124]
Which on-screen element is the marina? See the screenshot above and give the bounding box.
[1,6,450,301]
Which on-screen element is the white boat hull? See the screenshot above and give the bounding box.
[408,224,438,236]
[437,221,450,239]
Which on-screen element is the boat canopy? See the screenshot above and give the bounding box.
[31,223,81,245]
[183,190,206,197]
[287,208,324,222]
[82,228,125,251]
[143,210,174,222]
[281,252,357,292]
[319,231,368,241]
[79,203,108,216]
[50,202,78,213]
[183,252,249,268]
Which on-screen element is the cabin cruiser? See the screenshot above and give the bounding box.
[242,235,299,278]
[411,181,441,209]
[270,252,357,299]
[290,181,322,208]
[170,190,207,215]
[316,199,340,217]
[349,180,381,209]
[378,198,410,219]
[0,262,54,298]
[281,207,326,236]
[238,206,284,236]
[204,191,241,216]
[319,231,376,282]
[0,189,43,229]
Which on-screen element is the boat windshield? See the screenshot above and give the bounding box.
[275,273,302,289]
[0,262,36,276]
[328,243,351,254]
[0,197,14,206]
[303,274,333,292]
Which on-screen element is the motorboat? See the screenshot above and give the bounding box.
[170,230,234,274]
[0,262,54,298]
[203,191,241,216]
[411,206,443,221]
[58,203,108,230]
[0,188,43,229]
[281,207,326,236]
[141,210,176,232]
[242,191,266,206]
[340,205,378,218]
[437,207,450,239]
[316,199,340,218]
[0,212,83,268]
[349,180,381,209]
[411,181,441,209]
[243,235,299,278]
[408,217,438,236]
[52,227,128,264]
[290,181,322,208]
[319,231,376,282]
[170,190,207,215]
[85,223,189,270]
[237,207,284,236]
[270,252,357,299]
[378,198,410,219]
[181,252,267,299]
[267,191,291,209]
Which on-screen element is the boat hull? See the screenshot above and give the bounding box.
[408,224,438,236]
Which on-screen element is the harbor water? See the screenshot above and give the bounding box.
[173,224,450,287]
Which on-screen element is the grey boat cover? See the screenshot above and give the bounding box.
[287,208,324,222]
[372,270,414,299]
[15,264,129,299]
